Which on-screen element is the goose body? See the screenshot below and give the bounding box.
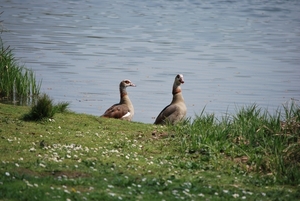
[154,74,187,125]
[101,79,136,121]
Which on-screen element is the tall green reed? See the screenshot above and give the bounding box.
[0,39,41,102]
[174,102,299,185]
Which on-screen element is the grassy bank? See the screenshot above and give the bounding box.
[0,102,299,201]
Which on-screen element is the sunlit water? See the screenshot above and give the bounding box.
[1,0,299,123]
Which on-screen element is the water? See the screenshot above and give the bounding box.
[1,0,299,123]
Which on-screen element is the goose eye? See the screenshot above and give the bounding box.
[176,74,180,78]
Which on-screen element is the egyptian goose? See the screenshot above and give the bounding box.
[154,74,187,125]
[101,79,136,121]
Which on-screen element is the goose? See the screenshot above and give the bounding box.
[154,74,187,125]
[101,79,136,121]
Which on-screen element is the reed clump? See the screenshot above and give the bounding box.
[23,93,69,121]
[174,101,300,185]
[0,38,41,102]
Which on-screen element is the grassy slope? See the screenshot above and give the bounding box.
[0,103,299,201]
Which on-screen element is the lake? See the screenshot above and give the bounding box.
[1,0,299,123]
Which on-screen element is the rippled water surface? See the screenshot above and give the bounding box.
[1,0,299,123]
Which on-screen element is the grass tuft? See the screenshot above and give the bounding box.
[23,93,70,121]
[173,102,300,185]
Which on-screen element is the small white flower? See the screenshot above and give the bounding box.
[39,163,46,168]
[262,193,266,196]
[15,163,19,167]
[27,183,33,187]
[108,185,114,188]
[158,191,163,195]
[198,193,204,197]
[64,189,70,194]
[29,147,36,152]
[223,190,229,193]
[5,172,10,176]
[233,193,239,198]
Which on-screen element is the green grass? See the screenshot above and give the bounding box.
[174,103,300,185]
[0,102,299,201]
